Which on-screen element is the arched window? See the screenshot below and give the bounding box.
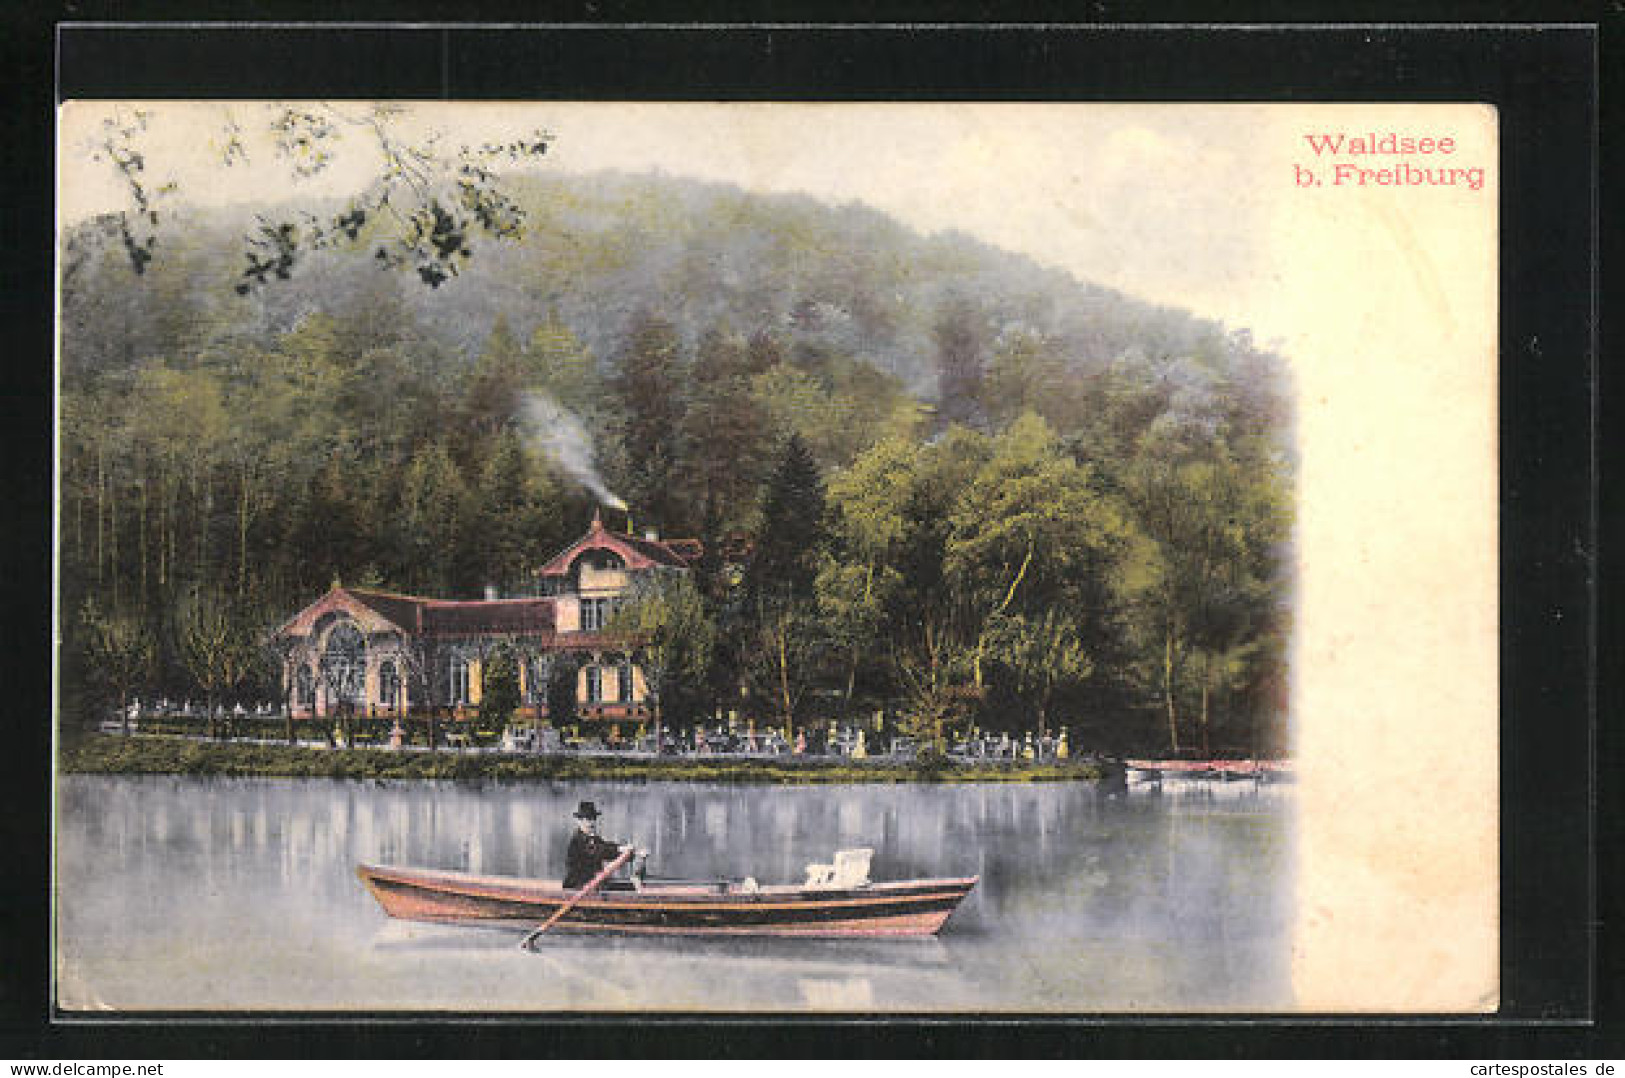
[378,661,400,708]
[294,665,315,709]
[321,622,367,707]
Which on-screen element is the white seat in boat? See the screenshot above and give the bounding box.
[805,848,874,889]
[832,848,873,888]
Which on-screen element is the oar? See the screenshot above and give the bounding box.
[520,846,633,950]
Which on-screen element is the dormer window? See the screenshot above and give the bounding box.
[566,547,628,595]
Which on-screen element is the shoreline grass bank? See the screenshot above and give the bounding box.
[59,733,1105,784]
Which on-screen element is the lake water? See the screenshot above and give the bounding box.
[56,773,1294,1012]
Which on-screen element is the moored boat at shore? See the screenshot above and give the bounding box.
[356,860,978,938]
[1122,758,1294,776]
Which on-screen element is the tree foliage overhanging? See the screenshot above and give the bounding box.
[59,168,1293,755]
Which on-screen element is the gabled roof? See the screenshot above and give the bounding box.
[275,587,426,639]
[536,509,696,577]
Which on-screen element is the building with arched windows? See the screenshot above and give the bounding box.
[271,511,716,726]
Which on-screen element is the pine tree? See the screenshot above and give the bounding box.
[681,327,769,530]
[402,442,465,596]
[745,434,826,609]
[609,313,687,535]
[472,431,531,593]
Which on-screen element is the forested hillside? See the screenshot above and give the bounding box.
[60,169,1293,754]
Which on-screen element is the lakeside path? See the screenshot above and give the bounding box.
[59,734,1105,784]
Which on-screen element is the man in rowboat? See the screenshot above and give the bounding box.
[563,800,645,890]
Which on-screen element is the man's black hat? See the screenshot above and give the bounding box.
[573,800,601,820]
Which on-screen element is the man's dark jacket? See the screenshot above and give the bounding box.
[564,830,623,889]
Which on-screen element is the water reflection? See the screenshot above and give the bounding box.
[57,775,1292,1012]
[799,976,874,1009]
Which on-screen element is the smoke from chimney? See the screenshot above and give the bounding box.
[517,391,628,511]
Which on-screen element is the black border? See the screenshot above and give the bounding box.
[4,10,1609,1059]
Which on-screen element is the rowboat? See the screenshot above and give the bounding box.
[356,855,978,939]
[1123,758,1295,777]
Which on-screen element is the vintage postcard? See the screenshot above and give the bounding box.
[53,101,1497,1013]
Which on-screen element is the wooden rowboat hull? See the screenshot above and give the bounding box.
[357,863,978,938]
[1122,758,1294,775]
